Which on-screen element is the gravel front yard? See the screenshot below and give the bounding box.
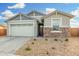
[16,37,79,56]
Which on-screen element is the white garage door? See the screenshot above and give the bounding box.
[10,24,35,36]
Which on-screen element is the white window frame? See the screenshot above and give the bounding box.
[51,18,62,32]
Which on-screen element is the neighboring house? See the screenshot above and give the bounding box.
[0,25,6,36]
[6,10,74,37]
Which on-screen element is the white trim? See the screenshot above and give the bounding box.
[51,31,62,33]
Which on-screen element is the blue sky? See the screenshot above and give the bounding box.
[0,3,79,27]
[0,3,78,13]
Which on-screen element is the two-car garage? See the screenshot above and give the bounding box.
[10,24,35,36]
[7,19,38,37]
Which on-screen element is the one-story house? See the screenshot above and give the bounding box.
[6,10,74,37]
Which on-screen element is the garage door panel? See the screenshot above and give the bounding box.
[10,24,34,36]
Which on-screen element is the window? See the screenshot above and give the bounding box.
[52,18,60,31]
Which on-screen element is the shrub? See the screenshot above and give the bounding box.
[46,51,49,55]
[51,47,55,49]
[54,39,58,41]
[45,38,48,41]
[25,47,31,51]
[65,39,68,41]
[32,42,34,45]
[33,39,37,41]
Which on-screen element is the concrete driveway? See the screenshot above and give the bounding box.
[0,36,31,56]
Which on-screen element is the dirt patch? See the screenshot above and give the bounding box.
[16,37,79,56]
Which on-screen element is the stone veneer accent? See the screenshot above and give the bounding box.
[43,27,70,37]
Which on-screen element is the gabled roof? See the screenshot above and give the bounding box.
[27,10,45,16]
[42,10,74,19]
[5,13,38,22]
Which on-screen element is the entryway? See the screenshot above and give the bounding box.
[37,22,43,37]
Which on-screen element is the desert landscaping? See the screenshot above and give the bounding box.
[16,37,79,56]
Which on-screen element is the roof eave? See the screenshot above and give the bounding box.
[42,10,75,19]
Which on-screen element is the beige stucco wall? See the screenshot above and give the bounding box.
[44,13,70,28]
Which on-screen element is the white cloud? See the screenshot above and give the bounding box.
[0,16,6,19]
[46,8,56,14]
[1,10,16,19]
[8,3,25,9]
[71,7,79,17]
[70,19,79,28]
[70,7,79,27]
